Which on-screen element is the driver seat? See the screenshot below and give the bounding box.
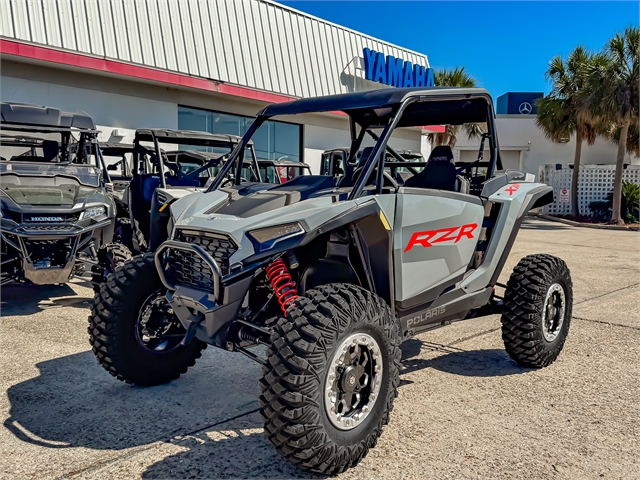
[403,146,464,192]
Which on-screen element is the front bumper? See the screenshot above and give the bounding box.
[1,219,111,285]
[155,240,253,345]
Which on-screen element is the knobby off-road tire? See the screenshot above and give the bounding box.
[259,283,401,475]
[90,242,132,293]
[88,253,206,386]
[501,254,573,368]
[114,217,134,252]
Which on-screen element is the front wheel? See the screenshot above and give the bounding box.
[501,254,573,368]
[88,253,206,386]
[259,284,401,475]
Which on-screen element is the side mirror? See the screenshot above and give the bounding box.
[107,164,118,171]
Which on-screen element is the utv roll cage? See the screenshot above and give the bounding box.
[102,142,134,177]
[133,130,261,187]
[0,102,110,184]
[209,87,501,196]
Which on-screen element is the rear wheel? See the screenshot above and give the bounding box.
[501,254,573,368]
[259,284,401,475]
[88,253,206,386]
[90,243,132,293]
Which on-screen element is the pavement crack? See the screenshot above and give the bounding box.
[573,316,640,331]
[57,408,261,479]
[449,327,502,347]
[574,283,639,306]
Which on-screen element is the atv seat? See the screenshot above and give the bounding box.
[403,146,469,193]
[337,146,373,188]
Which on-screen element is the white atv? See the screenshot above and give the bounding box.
[90,87,572,475]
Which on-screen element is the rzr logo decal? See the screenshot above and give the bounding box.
[506,184,520,196]
[404,223,478,252]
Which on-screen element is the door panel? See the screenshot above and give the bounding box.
[393,192,484,302]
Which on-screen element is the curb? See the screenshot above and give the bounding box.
[529,213,640,232]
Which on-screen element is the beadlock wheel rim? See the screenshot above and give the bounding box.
[135,290,184,355]
[542,283,566,342]
[324,332,383,431]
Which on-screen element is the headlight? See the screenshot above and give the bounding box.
[248,222,304,251]
[82,206,106,219]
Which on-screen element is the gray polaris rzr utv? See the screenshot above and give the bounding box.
[89,87,573,475]
[0,102,130,287]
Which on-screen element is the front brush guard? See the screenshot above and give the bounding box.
[154,240,252,346]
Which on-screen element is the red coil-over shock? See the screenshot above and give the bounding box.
[265,258,299,315]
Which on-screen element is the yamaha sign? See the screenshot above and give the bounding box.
[363,48,434,88]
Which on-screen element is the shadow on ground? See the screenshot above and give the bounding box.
[141,413,323,479]
[4,349,317,478]
[1,283,93,316]
[400,338,530,377]
[4,350,260,451]
[4,338,527,478]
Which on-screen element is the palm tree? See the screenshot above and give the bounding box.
[535,46,598,217]
[428,67,485,147]
[580,27,639,224]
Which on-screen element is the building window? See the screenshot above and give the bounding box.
[178,106,302,162]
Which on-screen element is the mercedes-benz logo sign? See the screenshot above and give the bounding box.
[519,102,533,115]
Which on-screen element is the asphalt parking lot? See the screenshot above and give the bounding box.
[1,218,638,480]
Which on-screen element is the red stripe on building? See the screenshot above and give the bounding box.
[0,40,295,104]
[0,39,445,132]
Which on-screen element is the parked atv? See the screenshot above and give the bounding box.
[0,102,131,288]
[89,87,572,475]
[119,129,263,254]
[99,142,134,219]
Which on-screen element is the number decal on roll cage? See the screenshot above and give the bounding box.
[404,223,478,252]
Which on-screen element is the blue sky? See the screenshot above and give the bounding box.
[278,1,638,98]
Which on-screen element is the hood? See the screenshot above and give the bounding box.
[1,184,103,206]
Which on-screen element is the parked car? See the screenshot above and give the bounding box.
[0,102,130,288]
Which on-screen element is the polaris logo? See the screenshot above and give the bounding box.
[29,216,64,222]
[406,306,446,327]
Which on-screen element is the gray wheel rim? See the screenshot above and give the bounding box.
[324,333,383,431]
[542,283,566,342]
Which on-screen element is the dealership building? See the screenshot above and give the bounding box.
[1,0,636,176]
[0,0,441,173]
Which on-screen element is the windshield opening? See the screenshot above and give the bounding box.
[136,136,259,188]
[1,129,102,187]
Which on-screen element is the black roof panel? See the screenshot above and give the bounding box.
[259,87,493,127]
[1,102,96,130]
[135,129,253,146]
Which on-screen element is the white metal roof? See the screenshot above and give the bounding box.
[0,0,431,99]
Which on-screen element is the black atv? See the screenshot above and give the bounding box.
[0,102,131,289]
[116,129,264,255]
